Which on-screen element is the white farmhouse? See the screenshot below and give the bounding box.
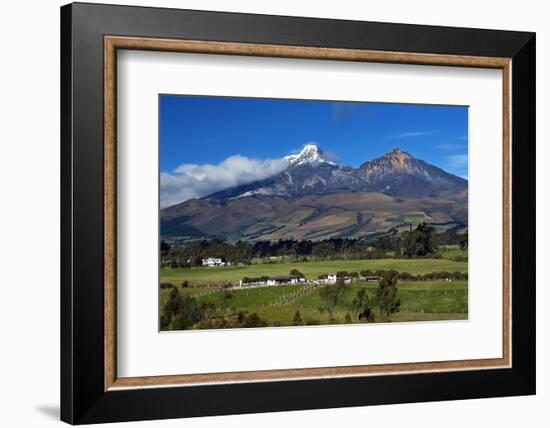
[266,276,301,286]
[326,273,337,284]
[240,275,308,287]
[202,257,225,267]
[267,276,289,285]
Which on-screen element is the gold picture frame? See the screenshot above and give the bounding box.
[103,36,512,391]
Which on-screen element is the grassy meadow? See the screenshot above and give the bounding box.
[160,256,468,329]
[161,257,467,287]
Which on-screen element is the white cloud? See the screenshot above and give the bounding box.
[160,155,286,208]
[322,151,340,163]
[389,130,436,139]
[445,154,468,169]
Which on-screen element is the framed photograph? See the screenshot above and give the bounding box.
[61,2,535,424]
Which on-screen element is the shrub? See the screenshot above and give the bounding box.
[352,287,375,323]
[398,271,414,281]
[241,276,269,285]
[289,269,305,278]
[162,288,205,330]
[292,310,302,326]
[242,313,266,328]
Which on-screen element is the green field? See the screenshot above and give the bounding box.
[160,258,467,287]
[161,280,467,327]
[160,257,468,330]
[439,246,468,261]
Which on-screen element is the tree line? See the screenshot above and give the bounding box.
[162,223,467,267]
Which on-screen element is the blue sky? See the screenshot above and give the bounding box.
[160,95,468,207]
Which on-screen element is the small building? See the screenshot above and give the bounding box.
[202,257,225,267]
[326,273,337,284]
[239,278,267,287]
[318,273,337,284]
[240,275,307,287]
[266,275,300,286]
[365,275,382,282]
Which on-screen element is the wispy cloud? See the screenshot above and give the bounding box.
[437,143,465,150]
[160,155,286,208]
[331,102,360,122]
[388,130,436,139]
[445,154,468,169]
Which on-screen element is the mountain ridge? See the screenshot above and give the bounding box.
[161,146,468,241]
[202,145,466,202]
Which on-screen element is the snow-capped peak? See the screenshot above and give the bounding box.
[283,144,336,166]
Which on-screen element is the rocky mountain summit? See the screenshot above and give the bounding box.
[282,143,336,166]
[357,147,467,197]
[204,145,466,201]
[161,145,468,241]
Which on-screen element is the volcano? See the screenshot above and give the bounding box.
[161,146,468,241]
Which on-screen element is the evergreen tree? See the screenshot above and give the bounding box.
[403,223,436,258]
[351,287,375,322]
[375,271,401,321]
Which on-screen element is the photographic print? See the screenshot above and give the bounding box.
[159,95,468,331]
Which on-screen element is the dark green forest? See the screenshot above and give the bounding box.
[161,223,468,268]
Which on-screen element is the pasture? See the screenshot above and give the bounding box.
[160,279,468,327]
[160,258,468,329]
[160,258,467,287]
